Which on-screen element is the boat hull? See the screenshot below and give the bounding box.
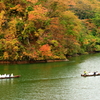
[0,75,21,79]
[81,73,100,77]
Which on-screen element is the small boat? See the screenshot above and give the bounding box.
[0,75,21,79]
[81,73,100,77]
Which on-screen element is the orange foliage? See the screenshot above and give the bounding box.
[48,17,65,41]
[67,0,76,6]
[28,4,48,21]
[66,35,80,47]
[0,2,5,12]
[27,0,38,4]
[10,4,24,12]
[39,44,52,57]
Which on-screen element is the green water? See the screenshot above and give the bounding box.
[0,53,100,100]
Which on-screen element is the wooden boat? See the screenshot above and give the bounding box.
[81,73,100,77]
[0,75,21,79]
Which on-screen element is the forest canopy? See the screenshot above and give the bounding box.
[0,0,100,61]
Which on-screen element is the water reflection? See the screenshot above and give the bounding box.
[0,79,13,85]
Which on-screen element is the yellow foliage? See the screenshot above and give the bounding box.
[34,32,39,37]
[13,46,19,52]
[38,29,44,35]
[83,39,89,45]
[3,52,9,60]
[52,55,60,59]
[0,10,5,27]
[62,11,82,37]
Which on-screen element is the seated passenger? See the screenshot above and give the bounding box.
[6,74,9,77]
[4,74,6,77]
[88,72,93,75]
[11,73,13,77]
[96,71,98,75]
[2,74,4,77]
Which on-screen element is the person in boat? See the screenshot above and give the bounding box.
[96,71,98,75]
[6,74,9,77]
[84,71,87,75]
[11,73,13,77]
[88,72,93,75]
[94,71,96,75]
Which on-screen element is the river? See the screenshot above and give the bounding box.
[0,53,100,100]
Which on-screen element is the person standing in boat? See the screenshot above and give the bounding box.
[84,71,87,75]
[94,71,96,75]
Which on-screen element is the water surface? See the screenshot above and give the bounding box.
[0,53,100,100]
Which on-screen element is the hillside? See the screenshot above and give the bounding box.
[0,0,100,61]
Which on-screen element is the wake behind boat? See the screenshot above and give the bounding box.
[0,74,21,79]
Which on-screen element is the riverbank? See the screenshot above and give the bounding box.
[1,51,99,64]
[0,59,69,64]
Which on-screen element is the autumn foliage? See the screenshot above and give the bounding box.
[0,0,100,61]
[39,44,52,57]
[28,4,48,21]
